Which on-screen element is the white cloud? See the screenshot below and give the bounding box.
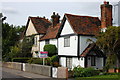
[2,7,18,14]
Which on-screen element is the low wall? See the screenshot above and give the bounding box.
[2,62,68,78]
[24,63,52,77]
[57,67,68,78]
[2,62,22,70]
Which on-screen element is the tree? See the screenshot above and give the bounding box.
[2,22,25,61]
[43,44,57,57]
[96,26,120,68]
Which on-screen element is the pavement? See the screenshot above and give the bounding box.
[2,67,51,79]
[1,67,74,80]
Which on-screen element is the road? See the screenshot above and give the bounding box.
[2,67,33,80]
[1,67,55,80]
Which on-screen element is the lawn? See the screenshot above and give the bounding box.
[75,73,120,80]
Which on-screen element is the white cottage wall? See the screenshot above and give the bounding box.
[49,39,58,47]
[40,41,45,51]
[26,20,38,36]
[60,57,66,67]
[58,36,78,56]
[60,20,74,36]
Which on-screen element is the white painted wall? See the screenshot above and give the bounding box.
[40,40,45,51]
[79,57,85,68]
[59,57,85,69]
[25,20,38,36]
[50,39,58,47]
[58,35,78,56]
[72,57,79,68]
[40,39,58,52]
[87,56,104,69]
[59,57,66,67]
[60,20,74,35]
[79,36,96,55]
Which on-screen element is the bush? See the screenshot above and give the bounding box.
[43,44,57,57]
[12,57,31,63]
[27,57,51,66]
[73,67,100,77]
[50,55,60,67]
[27,58,43,65]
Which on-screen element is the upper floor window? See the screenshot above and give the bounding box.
[45,40,49,44]
[64,37,70,47]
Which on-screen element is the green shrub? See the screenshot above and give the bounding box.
[27,58,43,65]
[43,44,57,57]
[27,57,51,66]
[50,55,60,67]
[12,57,31,63]
[73,67,100,77]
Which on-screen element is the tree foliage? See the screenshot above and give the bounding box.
[2,22,25,61]
[43,44,57,57]
[96,26,120,68]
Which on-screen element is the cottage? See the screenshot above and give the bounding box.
[39,12,61,52]
[58,1,112,69]
[20,16,51,57]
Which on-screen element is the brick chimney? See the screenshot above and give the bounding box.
[101,1,112,31]
[51,12,60,27]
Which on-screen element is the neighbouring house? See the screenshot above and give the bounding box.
[39,12,61,53]
[20,16,51,57]
[58,1,112,69]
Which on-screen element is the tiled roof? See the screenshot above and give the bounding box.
[19,17,52,40]
[65,13,101,35]
[30,17,52,34]
[80,43,105,57]
[40,23,61,41]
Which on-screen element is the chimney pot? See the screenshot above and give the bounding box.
[104,1,107,4]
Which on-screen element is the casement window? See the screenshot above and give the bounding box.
[34,37,37,45]
[45,40,49,44]
[91,56,96,66]
[66,57,72,69]
[64,37,70,47]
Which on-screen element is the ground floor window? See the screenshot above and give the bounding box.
[66,57,72,69]
[91,56,96,66]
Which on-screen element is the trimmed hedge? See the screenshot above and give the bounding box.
[12,57,31,63]
[27,58,51,66]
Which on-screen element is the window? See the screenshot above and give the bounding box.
[91,56,96,66]
[64,37,70,47]
[34,37,37,45]
[45,40,49,44]
[66,57,72,69]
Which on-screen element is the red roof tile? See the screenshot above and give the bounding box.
[40,23,61,40]
[80,43,105,57]
[65,13,101,35]
[30,17,52,34]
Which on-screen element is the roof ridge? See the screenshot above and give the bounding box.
[65,13,99,18]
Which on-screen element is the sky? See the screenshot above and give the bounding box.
[1,0,120,26]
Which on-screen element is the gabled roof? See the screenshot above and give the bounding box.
[29,17,52,34]
[80,43,105,57]
[59,13,101,36]
[40,23,61,41]
[20,17,52,40]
